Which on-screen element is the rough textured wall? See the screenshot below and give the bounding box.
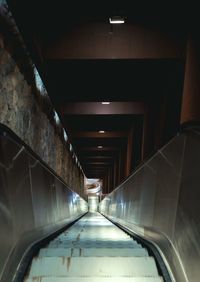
[0,11,84,196]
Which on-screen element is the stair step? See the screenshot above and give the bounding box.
[52,238,134,242]
[47,244,142,249]
[24,213,164,282]
[48,241,141,248]
[28,257,159,277]
[25,277,163,282]
[39,247,148,257]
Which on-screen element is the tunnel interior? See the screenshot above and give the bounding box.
[0,1,200,282]
[6,0,187,194]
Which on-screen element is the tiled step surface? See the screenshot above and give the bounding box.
[28,257,158,277]
[39,247,148,257]
[47,240,142,248]
[26,278,163,282]
[24,212,163,282]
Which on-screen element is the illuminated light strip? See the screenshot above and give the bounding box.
[101,102,110,105]
[63,129,68,141]
[109,17,125,24]
[54,111,60,125]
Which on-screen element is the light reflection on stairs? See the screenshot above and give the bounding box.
[24,213,163,282]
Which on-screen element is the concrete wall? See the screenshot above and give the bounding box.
[100,128,200,282]
[0,3,84,197]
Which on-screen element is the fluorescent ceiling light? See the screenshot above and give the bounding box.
[98,146,103,149]
[109,16,125,24]
[102,102,110,105]
[99,130,105,133]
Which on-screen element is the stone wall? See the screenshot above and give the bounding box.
[0,5,84,197]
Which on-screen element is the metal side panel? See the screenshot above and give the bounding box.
[0,128,88,282]
[99,130,200,282]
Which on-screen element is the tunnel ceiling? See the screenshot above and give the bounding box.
[8,1,187,193]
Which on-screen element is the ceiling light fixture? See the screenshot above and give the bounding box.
[99,131,105,134]
[98,146,103,149]
[101,102,110,105]
[109,16,125,24]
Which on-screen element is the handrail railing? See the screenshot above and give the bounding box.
[0,123,88,282]
[0,123,73,190]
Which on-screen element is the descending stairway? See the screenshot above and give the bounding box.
[25,213,163,282]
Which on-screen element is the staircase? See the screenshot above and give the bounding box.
[25,213,163,282]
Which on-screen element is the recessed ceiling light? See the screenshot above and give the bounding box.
[98,146,103,149]
[99,131,105,133]
[109,16,125,24]
[102,102,110,105]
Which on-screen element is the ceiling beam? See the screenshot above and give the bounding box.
[87,172,105,174]
[86,175,105,178]
[78,146,119,151]
[86,167,112,171]
[83,156,114,159]
[86,169,107,172]
[86,163,112,167]
[72,131,129,138]
[60,102,145,115]
[86,174,106,177]
[86,170,107,174]
[44,23,184,60]
[85,162,113,165]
